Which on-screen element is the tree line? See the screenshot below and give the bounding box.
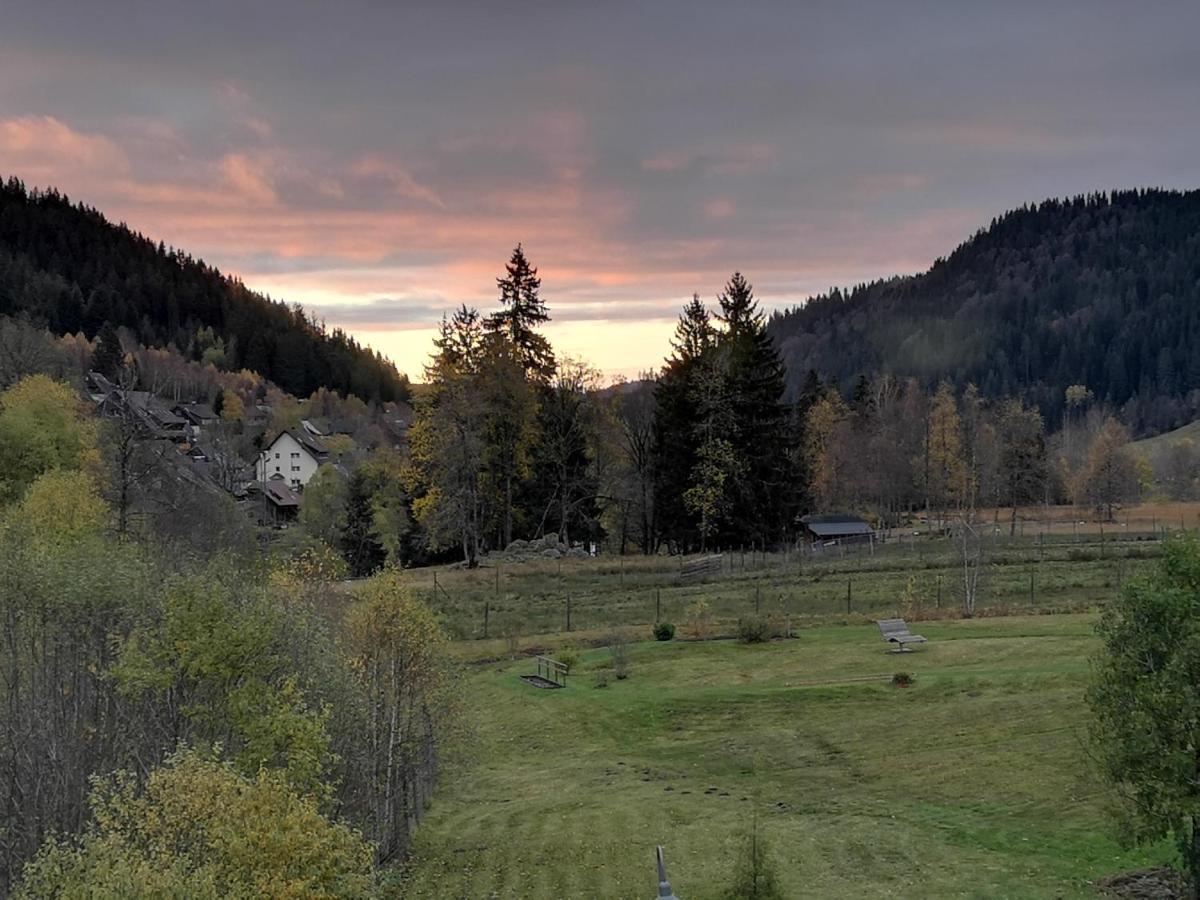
[400,247,1163,569]
[768,189,1200,436]
[0,177,410,403]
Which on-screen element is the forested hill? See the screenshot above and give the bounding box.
[0,177,409,403]
[767,189,1200,434]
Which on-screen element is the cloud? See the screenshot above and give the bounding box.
[219,153,277,205]
[0,115,128,181]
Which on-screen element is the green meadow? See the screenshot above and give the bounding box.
[396,614,1171,899]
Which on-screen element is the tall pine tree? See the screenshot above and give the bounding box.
[485,244,556,381]
[653,296,715,551]
[714,273,791,546]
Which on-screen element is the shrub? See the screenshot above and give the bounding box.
[685,599,713,640]
[722,819,784,899]
[737,615,772,644]
[593,670,610,689]
[556,647,580,672]
[609,631,631,680]
[653,622,676,641]
[892,672,914,688]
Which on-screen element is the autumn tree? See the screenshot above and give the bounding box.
[14,749,375,899]
[805,389,849,511]
[531,357,601,545]
[923,381,967,526]
[478,335,538,548]
[995,399,1048,534]
[0,374,99,503]
[1073,417,1140,520]
[342,571,459,863]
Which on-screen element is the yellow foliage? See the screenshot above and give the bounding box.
[14,749,375,899]
[220,390,246,423]
[19,469,107,542]
[0,374,100,504]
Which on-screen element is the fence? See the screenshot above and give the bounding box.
[407,519,1188,641]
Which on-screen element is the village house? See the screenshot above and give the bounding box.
[255,429,330,489]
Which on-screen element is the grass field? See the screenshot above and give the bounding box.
[386,530,1168,641]
[395,615,1170,899]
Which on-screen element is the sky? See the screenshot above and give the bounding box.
[2,1,1199,380]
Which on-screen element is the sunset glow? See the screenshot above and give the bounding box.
[3,3,1199,379]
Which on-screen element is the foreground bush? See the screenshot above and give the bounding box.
[653,622,676,641]
[15,749,375,899]
[737,615,772,644]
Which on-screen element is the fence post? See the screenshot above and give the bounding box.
[433,570,438,606]
[655,588,661,624]
[484,601,489,639]
[846,578,852,614]
[1029,569,1035,605]
[566,594,572,632]
[755,585,761,614]
[936,574,941,609]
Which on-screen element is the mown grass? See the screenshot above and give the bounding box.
[395,615,1171,898]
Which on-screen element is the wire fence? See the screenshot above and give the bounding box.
[405,520,1186,641]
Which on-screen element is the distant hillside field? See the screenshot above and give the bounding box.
[1129,418,1200,462]
[768,189,1200,435]
[0,177,409,403]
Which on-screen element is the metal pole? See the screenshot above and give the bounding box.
[566,594,572,632]
[655,846,680,900]
[655,588,661,624]
[846,578,852,614]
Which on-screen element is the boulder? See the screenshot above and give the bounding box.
[542,548,562,559]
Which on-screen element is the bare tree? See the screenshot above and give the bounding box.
[955,515,986,617]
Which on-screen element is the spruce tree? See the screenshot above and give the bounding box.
[342,470,386,576]
[714,273,791,546]
[485,244,555,380]
[92,322,124,379]
[653,296,716,551]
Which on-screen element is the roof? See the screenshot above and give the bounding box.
[800,514,872,536]
[176,402,217,422]
[264,429,329,459]
[263,479,301,508]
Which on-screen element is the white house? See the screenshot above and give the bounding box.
[256,429,329,489]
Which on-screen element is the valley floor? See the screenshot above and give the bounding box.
[395,615,1169,899]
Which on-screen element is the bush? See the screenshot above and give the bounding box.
[593,670,610,689]
[653,622,676,641]
[891,672,914,688]
[685,599,713,640]
[609,631,631,680]
[737,615,772,644]
[556,647,580,672]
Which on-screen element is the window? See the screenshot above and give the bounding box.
[274,452,280,459]
[275,465,280,473]
[291,452,300,459]
[291,465,301,472]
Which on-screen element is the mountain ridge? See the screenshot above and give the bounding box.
[767,188,1200,434]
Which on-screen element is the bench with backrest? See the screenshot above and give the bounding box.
[876,618,927,651]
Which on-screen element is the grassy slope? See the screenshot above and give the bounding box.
[396,615,1168,899]
[1129,419,1200,462]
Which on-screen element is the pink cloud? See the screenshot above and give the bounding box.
[0,115,129,180]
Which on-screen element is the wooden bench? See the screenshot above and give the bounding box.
[877,618,927,652]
